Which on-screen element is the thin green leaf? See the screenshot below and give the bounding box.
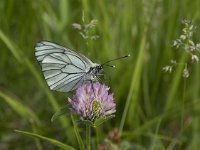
[80,120,94,127]
[0,90,41,126]
[15,130,76,150]
[119,35,146,135]
[0,29,69,137]
[51,105,71,122]
[71,115,85,150]
[30,122,43,150]
[94,115,115,127]
[0,29,22,63]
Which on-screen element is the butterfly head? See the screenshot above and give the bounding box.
[96,64,103,72]
[86,64,103,81]
[91,64,103,75]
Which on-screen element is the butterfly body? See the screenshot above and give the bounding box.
[86,64,103,80]
[35,41,102,92]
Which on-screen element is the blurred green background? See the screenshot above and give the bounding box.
[0,0,200,149]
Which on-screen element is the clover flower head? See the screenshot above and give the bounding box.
[68,82,116,121]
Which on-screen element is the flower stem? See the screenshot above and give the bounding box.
[86,124,91,150]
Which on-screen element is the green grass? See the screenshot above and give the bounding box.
[0,0,200,149]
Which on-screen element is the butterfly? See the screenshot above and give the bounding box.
[35,41,129,92]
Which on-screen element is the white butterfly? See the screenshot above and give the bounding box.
[35,41,103,92]
[35,41,129,92]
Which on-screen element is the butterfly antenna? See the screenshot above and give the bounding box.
[103,64,116,68]
[101,54,130,66]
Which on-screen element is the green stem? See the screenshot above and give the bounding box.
[86,125,91,150]
[181,78,186,131]
[119,34,146,135]
[71,115,85,150]
[179,78,186,150]
[95,127,100,149]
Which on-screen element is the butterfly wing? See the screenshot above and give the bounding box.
[35,41,93,92]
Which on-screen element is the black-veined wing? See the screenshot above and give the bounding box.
[35,41,93,92]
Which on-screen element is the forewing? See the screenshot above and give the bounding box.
[41,53,86,92]
[35,41,94,67]
[34,41,95,92]
[35,41,66,64]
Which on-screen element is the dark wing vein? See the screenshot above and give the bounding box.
[35,41,96,92]
[44,71,63,80]
[35,51,64,57]
[50,53,70,64]
[67,63,85,71]
[56,74,84,91]
[53,73,84,90]
[71,76,84,91]
[50,73,82,88]
[66,52,87,69]
[35,41,92,68]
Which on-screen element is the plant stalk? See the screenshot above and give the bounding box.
[86,124,91,150]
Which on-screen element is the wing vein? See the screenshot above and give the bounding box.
[57,75,84,91]
[51,73,83,88]
[65,52,87,69]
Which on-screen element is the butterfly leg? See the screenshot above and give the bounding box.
[95,75,103,84]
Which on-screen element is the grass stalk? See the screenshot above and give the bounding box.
[119,34,146,135]
[86,124,91,150]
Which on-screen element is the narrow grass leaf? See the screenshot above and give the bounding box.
[94,115,115,127]
[29,120,43,150]
[0,29,22,63]
[0,90,41,126]
[15,130,76,150]
[122,98,198,140]
[51,105,71,122]
[119,35,146,135]
[0,30,70,137]
[165,54,187,110]
[80,120,93,127]
[71,115,85,150]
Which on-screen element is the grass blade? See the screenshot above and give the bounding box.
[0,29,69,134]
[119,34,146,135]
[15,130,76,150]
[94,115,115,127]
[0,90,41,126]
[0,29,22,63]
[51,105,71,122]
[71,115,85,150]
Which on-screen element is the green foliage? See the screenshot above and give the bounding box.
[15,130,76,150]
[0,90,41,125]
[51,105,71,122]
[1,0,200,149]
[71,115,85,150]
[80,115,115,128]
[94,115,115,128]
